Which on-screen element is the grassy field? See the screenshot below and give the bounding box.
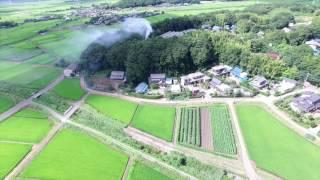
[0,108,53,143]
[236,103,320,180]
[86,95,138,124]
[210,105,237,156]
[131,104,176,141]
[128,161,172,180]
[0,61,61,89]
[52,78,85,100]
[0,95,15,113]
[20,128,129,180]
[0,143,32,179]
[178,107,201,147]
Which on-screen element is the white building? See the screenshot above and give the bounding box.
[64,63,79,77]
[275,78,297,94]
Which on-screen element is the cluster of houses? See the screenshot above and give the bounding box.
[129,63,300,98]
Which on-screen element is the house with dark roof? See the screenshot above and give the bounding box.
[250,76,269,89]
[110,71,125,80]
[290,92,320,113]
[209,65,232,76]
[180,72,211,86]
[209,78,222,88]
[230,67,248,82]
[149,74,166,84]
[135,82,148,94]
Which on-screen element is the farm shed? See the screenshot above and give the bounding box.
[110,71,125,80]
[135,82,148,94]
[275,78,297,94]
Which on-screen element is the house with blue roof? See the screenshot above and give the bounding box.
[230,67,248,82]
[135,82,148,94]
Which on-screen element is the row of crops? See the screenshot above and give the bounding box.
[210,105,237,155]
[178,107,201,147]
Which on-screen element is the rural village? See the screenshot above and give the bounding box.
[1,0,320,180]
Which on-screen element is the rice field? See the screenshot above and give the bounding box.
[20,128,129,180]
[236,103,320,180]
[52,78,86,101]
[178,107,201,147]
[0,61,61,89]
[0,95,15,113]
[210,105,237,156]
[128,161,172,180]
[0,108,53,143]
[0,143,32,179]
[86,95,138,124]
[131,104,176,142]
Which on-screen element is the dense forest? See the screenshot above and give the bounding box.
[81,3,320,86]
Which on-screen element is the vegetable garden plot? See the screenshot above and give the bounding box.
[210,105,237,156]
[178,107,201,147]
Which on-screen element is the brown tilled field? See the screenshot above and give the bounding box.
[200,107,214,151]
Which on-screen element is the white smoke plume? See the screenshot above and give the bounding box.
[95,17,153,47]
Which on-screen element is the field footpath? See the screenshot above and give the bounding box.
[124,127,175,152]
[228,102,259,180]
[173,107,181,145]
[122,157,135,180]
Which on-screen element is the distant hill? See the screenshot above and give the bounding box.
[115,0,200,8]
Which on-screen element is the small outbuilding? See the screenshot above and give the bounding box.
[230,67,248,82]
[149,74,166,84]
[64,63,79,77]
[209,78,222,88]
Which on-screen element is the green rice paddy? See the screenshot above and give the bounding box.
[0,108,53,143]
[86,95,138,124]
[0,143,31,179]
[128,161,171,180]
[52,78,85,101]
[236,103,320,180]
[0,95,15,113]
[20,129,129,180]
[131,104,176,141]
